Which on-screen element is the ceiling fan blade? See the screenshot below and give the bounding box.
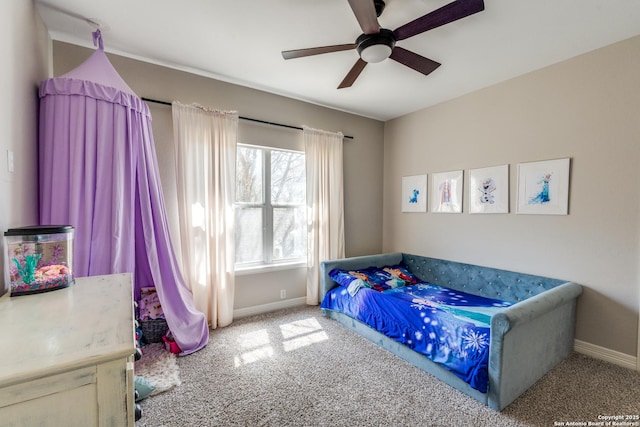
[282,44,356,60]
[389,47,441,76]
[338,59,367,89]
[347,0,381,34]
[393,0,484,41]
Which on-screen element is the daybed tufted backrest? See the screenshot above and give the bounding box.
[402,253,566,303]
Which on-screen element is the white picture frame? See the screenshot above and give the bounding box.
[431,170,463,213]
[517,158,570,215]
[469,165,509,214]
[401,174,427,213]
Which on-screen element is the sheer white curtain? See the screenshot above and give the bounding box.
[304,126,345,305]
[172,102,238,328]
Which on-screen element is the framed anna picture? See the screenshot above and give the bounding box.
[516,158,570,215]
[431,170,463,213]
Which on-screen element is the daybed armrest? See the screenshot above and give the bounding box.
[488,281,582,410]
[491,281,582,335]
[320,253,403,300]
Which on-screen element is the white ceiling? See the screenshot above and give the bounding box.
[35,0,640,121]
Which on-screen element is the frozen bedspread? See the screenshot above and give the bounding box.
[321,282,513,392]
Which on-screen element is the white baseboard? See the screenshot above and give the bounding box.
[233,297,307,319]
[574,339,637,371]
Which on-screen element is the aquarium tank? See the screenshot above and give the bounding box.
[3,225,74,296]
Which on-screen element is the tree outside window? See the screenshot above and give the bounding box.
[235,145,306,267]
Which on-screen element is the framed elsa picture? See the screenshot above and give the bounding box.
[401,174,427,212]
[516,158,570,215]
[469,164,509,214]
[431,170,463,213]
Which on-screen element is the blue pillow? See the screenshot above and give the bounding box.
[329,264,420,296]
[381,264,420,286]
[329,269,370,296]
[329,269,362,287]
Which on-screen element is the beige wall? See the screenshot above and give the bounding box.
[0,2,51,295]
[383,36,640,356]
[52,41,385,310]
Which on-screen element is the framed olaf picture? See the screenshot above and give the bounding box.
[469,165,509,214]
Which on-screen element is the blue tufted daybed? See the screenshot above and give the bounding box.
[320,252,582,411]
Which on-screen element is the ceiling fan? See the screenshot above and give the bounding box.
[282,0,485,89]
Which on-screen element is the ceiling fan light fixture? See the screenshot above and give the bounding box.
[356,29,395,63]
[360,44,392,63]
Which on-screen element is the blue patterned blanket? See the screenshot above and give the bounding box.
[321,282,513,392]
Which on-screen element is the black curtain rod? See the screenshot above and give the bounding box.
[141,97,353,140]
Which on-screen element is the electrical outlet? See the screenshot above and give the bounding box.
[280,289,286,299]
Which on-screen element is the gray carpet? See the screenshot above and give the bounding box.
[136,305,640,427]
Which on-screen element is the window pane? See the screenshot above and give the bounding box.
[273,206,306,261]
[235,207,263,264]
[271,151,305,205]
[236,147,263,203]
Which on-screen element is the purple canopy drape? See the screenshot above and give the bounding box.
[38,31,208,355]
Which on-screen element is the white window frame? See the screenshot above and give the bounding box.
[235,143,306,273]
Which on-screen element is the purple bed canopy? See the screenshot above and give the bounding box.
[38,30,208,355]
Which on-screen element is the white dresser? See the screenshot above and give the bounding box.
[0,273,135,427]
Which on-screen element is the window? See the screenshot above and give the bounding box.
[235,144,306,268]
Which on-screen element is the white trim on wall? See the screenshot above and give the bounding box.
[574,339,637,371]
[233,297,307,319]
